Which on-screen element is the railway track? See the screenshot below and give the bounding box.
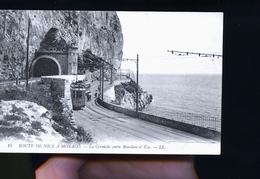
[73,97,217,146]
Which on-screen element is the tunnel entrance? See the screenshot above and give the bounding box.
[32,57,60,77]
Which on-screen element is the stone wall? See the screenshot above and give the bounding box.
[41,77,66,98]
[41,75,85,109]
[40,75,80,125]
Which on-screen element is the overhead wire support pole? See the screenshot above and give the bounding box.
[101,62,104,101]
[122,54,139,116]
[136,54,139,117]
[99,62,102,100]
[110,65,113,84]
[110,58,113,84]
[100,59,115,101]
[26,17,30,90]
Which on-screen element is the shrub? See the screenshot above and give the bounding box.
[4,114,23,121]
[28,104,34,108]
[26,81,54,110]
[0,126,24,138]
[31,121,46,133]
[0,120,10,126]
[11,104,26,115]
[51,113,74,142]
[27,128,38,136]
[52,122,92,143]
[73,126,86,136]
[52,113,71,128]
[52,123,73,137]
[4,114,29,124]
[0,85,27,101]
[73,126,92,142]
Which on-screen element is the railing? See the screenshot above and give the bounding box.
[0,78,41,87]
[98,98,221,140]
[143,106,221,132]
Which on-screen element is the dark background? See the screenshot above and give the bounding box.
[0,0,259,178]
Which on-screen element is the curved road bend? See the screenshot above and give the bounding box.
[73,96,219,147]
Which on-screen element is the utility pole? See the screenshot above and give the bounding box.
[122,54,139,116]
[99,62,102,100]
[101,62,104,101]
[136,54,139,116]
[99,58,116,101]
[98,61,105,101]
[110,63,113,84]
[26,17,31,90]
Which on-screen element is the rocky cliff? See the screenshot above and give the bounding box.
[114,79,153,111]
[0,10,123,80]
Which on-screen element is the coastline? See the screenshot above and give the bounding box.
[102,75,221,132]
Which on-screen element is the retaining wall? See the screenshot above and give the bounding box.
[98,99,221,141]
[41,77,66,98]
[41,75,86,109]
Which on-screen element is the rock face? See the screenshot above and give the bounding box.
[38,27,68,53]
[114,79,153,111]
[0,10,123,80]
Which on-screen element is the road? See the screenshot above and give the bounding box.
[74,98,218,146]
[73,81,220,154]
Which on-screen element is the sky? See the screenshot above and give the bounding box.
[117,11,223,74]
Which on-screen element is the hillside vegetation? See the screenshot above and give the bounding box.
[0,82,92,143]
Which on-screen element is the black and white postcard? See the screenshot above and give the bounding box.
[0,10,222,154]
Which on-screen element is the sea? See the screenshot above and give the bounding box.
[139,74,222,120]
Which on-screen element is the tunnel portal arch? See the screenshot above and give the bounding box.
[32,55,61,77]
